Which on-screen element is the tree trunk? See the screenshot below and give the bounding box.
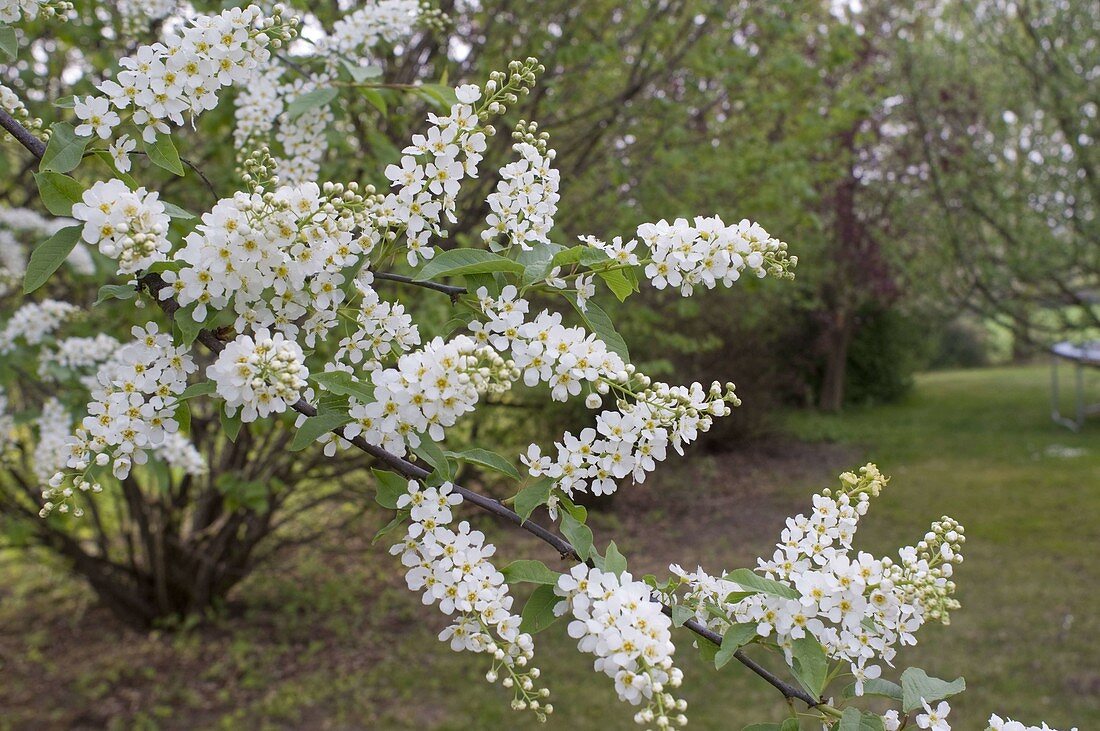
[818,311,854,412]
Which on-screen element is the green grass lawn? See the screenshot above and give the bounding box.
[1,365,1097,729]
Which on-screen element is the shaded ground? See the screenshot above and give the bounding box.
[1,365,1098,729]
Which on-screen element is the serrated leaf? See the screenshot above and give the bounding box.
[723,568,800,600]
[597,268,633,302]
[40,123,89,174]
[0,25,16,60]
[444,447,520,481]
[360,87,388,115]
[519,584,561,634]
[413,438,452,479]
[290,410,352,451]
[343,62,382,82]
[174,400,190,434]
[900,667,965,712]
[310,371,375,402]
[790,636,829,697]
[552,245,610,268]
[839,708,885,731]
[175,381,216,401]
[144,134,184,176]
[844,678,903,701]
[162,201,195,220]
[95,284,137,304]
[714,623,757,669]
[220,407,242,442]
[603,541,628,576]
[417,83,459,111]
[571,299,629,363]
[560,512,593,560]
[501,559,560,586]
[173,306,204,347]
[34,171,85,216]
[416,248,524,281]
[513,477,553,522]
[23,225,80,293]
[286,87,339,121]
[371,468,410,509]
[671,604,694,628]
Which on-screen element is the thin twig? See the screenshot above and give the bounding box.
[370,270,467,300]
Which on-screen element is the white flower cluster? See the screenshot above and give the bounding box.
[38,334,122,388]
[0,82,51,145]
[390,479,551,720]
[72,179,171,275]
[115,0,175,36]
[208,328,308,423]
[987,714,1076,731]
[524,380,737,500]
[73,5,296,144]
[0,300,78,353]
[633,215,794,295]
[33,398,71,483]
[163,180,376,344]
[672,465,964,694]
[234,2,421,184]
[334,335,517,457]
[334,278,421,369]
[234,64,335,185]
[470,284,627,401]
[555,565,687,728]
[324,0,421,59]
[382,83,488,265]
[45,323,197,514]
[0,0,69,24]
[154,431,207,475]
[482,139,559,250]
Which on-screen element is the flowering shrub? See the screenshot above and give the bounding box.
[0,2,1078,729]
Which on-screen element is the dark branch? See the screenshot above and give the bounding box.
[370,270,467,300]
[2,111,823,710]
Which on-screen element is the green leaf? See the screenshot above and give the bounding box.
[34,171,85,216]
[175,381,216,401]
[696,636,720,664]
[900,667,965,713]
[360,87,388,115]
[789,636,829,697]
[571,299,630,362]
[173,306,204,347]
[603,541,628,576]
[174,400,191,434]
[417,83,459,111]
[53,95,76,109]
[95,284,137,305]
[310,371,375,402]
[144,134,184,176]
[40,123,90,174]
[671,604,694,628]
[559,512,593,560]
[23,225,80,293]
[0,25,16,61]
[286,87,339,121]
[372,512,408,544]
[513,477,553,522]
[501,560,560,586]
[597,268,634,302]
[723,568,800,600]
[371,468,410,509]
[343,62,382,83]
[162,201,195,220]
[713,623,757,669]
[839,708,885,731]
[220,407,242,442]
[290,410,352,452]
[413,438,453,480]
[552,245,610,268]
[843,678,903,701]
[416,248,525,281]
[444,448,520,481]
[519,584,561,634]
